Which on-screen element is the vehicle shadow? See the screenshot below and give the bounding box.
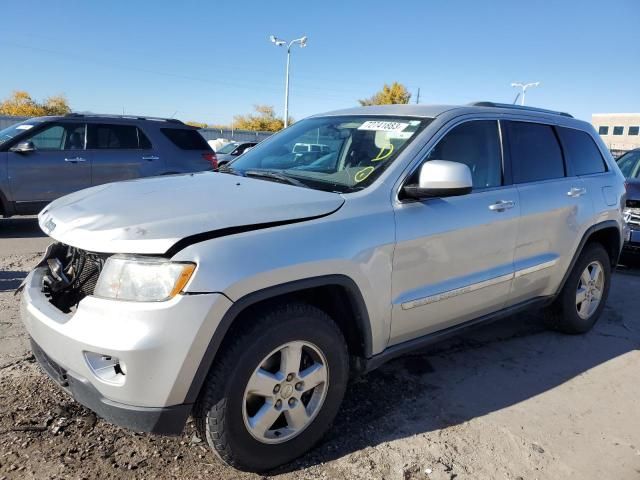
[0,270,27,292]
[0,217,45,239]
[275,274,640,473]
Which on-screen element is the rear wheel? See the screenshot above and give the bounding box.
[545,243,611,333]
[194,303,348,472]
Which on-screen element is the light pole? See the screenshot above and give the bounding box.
[270,34,307,128]
[511,82,540,106]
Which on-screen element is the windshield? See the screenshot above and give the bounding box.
[617,150,640,179]
[217,142,239,154]
[0,120,42,146]
[227,115,430,192]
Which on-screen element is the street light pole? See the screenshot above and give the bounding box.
[284,46,291,129]
[511,82,540,106]
[270,35,307,129]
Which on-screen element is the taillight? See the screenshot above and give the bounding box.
[202,152,218,169]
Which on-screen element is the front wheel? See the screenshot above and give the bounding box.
[194,303,349,472]
[545,243,611,334]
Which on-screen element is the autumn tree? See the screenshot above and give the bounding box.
[0,90,71,116]
[185,120,209,128]
[232,105,290,132]
[358,82,412,106]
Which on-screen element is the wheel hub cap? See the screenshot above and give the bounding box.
[280,384,294,399]
[242,340,329,444]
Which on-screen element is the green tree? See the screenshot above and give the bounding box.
[358,82,412,106]
[233,105,291,132]
[0,90,71,116]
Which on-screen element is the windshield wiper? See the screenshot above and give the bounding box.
[217,164,242,176]
[244,170,309,188]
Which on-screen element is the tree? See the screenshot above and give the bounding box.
[0,90,71,116]
[232,105,290,132]
[358,82,412,106]
[185,120,209,128]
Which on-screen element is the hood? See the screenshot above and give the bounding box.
[38,171,344,255]
[625,177,640,200]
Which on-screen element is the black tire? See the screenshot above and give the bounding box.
[193,302,349,472]
[545,242,611,334]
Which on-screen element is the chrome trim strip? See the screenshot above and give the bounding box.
[401,258,559,310]
[513,258,558,278]
[401,273,513,310]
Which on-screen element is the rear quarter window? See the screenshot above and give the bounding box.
[556,127,608,176]
[161,128,211,150]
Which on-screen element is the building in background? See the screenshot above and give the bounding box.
[592,113,640,157]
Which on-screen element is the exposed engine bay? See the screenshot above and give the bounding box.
[41,243,109,313]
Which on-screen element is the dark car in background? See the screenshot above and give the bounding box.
[215,141,257,165]
[0,114,216,217]
[616,149,640,256]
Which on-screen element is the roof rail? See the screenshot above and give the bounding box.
[64,113,184,124]
[468,102,573,118]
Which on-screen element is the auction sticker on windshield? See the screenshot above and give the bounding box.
[358,121,408,132]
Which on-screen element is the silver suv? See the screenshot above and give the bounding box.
[19,103,626,471]
[0,114,216,217]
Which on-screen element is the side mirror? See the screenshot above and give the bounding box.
[10,141,36,154]
[403,160,473,199]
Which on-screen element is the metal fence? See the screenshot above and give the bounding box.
[0,115,29,130]
[0,115,272,143]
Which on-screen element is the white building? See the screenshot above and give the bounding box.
[591,113,640,155]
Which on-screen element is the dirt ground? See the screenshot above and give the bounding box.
[1,218,639,480]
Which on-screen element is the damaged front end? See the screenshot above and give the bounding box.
[39,243,110,313]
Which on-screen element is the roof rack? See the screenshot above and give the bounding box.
[64,113,184,124]
[468,102,573,118]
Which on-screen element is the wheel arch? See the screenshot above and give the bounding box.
[183,275,372,404]
[556,220,622,295]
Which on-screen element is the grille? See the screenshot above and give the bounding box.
[70,247,105,297]
[43,244,110,312]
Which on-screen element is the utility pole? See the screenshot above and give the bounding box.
[416,87,421,105]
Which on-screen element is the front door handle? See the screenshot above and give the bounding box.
[567,187,587,198]
[488,200,515,212]
[142,155,160,161]
[64,156,86,163]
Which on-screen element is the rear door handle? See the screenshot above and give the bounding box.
[488,200,515,211]
[567,187,587,197]
[64,157,86,163]
[142,155,160,161]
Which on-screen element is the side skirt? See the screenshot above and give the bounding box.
[362,296,552,373]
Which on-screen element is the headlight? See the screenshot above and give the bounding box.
[94,255,196,302]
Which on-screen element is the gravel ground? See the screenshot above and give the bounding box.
[1,224,639,479]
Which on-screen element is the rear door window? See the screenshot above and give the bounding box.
[161,128,211,150]
[87,124,151,149]
[556,127,607,176]
[506,121,565,183]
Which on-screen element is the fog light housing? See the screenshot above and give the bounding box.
[84,352,126,386]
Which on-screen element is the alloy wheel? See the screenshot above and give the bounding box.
[242,341,328,444]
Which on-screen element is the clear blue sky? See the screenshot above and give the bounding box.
[1,0,638,124]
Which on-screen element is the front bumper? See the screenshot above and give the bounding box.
[20,267,232,433]
[623,226,640,254]
[30,338,190,434]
